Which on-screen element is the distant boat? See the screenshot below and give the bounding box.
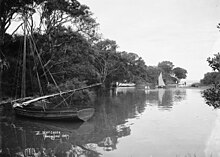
[118,83,135,87]
[157,72,166,88]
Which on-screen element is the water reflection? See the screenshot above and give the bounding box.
[0,105,3,156]
[1,118,100,157]
[0,87,189,157]
[145,88,186,110]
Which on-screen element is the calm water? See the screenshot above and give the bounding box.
[0,87,220,157]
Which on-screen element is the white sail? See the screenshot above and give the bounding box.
[158,72,165,87]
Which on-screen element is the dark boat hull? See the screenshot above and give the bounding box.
[14,107,95,121]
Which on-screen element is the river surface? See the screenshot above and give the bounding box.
[0,87,220,157]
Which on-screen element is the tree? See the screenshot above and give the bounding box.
[202,52,220,85]
[172,67,187,80]
[0,58,9,99]
[92,39,120,88]
[123,53,147,84]
[34,26,98,91]
[200,72,220,85]
[92,40,148,89]
[0,0,34,44]
[145,66,160,85]
[207,53,220,71]
[0,0,100,97]
[38,0,99,41]
[202,84,220,108]
[158,61,174,74]
[0,0,96,53]
[202,53,220,108]
[0,0,39,97]
[108,51,148,85]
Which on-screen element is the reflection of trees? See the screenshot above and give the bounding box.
[95,89,147,123]
[173,89,186,102]
[145,88,186,110]
[0,119,101,157]
[0,106,3,154]
[0,88,149,156]
[91,88,147,151]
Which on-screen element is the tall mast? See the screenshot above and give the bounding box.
[21,14,27,98]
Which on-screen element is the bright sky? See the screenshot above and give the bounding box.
[80,0,220,81]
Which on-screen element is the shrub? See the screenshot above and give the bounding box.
[202,84,220,108]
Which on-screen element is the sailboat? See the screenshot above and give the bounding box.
[157,72,165,88]
[12,14,101,121]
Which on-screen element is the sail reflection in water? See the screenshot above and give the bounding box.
[145,88,186,110]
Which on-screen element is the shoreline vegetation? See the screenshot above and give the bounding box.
[200,53,220,109]
[0,84,210,106]
[0,1,188,101]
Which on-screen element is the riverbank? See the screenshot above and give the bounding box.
[181,85,212,90]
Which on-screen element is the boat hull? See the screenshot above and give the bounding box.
[14,107,95,121]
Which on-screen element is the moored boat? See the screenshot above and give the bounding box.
[12,84,100,121]
[118,83,135,87]
[11,12,101,122]
[13,106,95,121]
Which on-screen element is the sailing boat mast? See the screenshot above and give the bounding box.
[21,13,27,98]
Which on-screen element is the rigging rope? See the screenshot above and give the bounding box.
[28,36,44,96]
[26,21,69,106]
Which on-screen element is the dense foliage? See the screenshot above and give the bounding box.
[172,67,187,80]
[207,53,220,71]
[0,0,188,99]
[158,61,174,74]
[200,72,220,85]
[203,53,220,108]
[202,84,220,108]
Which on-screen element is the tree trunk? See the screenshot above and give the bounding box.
[104,78,112,89]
